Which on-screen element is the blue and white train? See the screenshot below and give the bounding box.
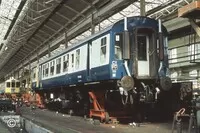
[31,16,171,119]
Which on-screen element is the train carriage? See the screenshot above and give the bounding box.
[31,16,172,122]
[5,78,20,94]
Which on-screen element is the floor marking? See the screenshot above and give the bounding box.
[66,128,82,133]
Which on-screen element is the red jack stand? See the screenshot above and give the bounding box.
[89,91,109,123]
[35,93,45,109]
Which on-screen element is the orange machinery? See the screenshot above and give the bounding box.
[89,91,109,123]
[178,1,200,38]
[22,93,45,109]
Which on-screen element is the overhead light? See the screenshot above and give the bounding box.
[4,46,7,51]
[45,0,54,4]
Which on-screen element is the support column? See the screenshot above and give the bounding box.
[28,59,31,90]
[91,13,95,35]
[190,19,200,37]
[17,69,20,79]
[37,51,39,64]
[140,0,146,16]
[65,32,68,49]
[22,62,25,88]
[48,44,51,57]
[36,51,39,88]
[98,17,101,31]
[13,71,16,79]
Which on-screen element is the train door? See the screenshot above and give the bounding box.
[87,42,92,80]
[137,35,150,76]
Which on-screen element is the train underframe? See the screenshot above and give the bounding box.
[32,78,170,123]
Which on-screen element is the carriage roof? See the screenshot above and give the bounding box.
[5,79,19,83]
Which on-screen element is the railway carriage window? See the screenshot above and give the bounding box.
[11,82,15,87]
[71,54,74,68]
[67,55,69,70]
[137,36,147,61]
[56,58,61,74]
[63,54,69,72]
[45,63,49,77]
[6,82,10,87]
[63,56,66,72]
[16,82,20,87]
[50,61,55,76]
[76,49,80,69]
[115,34,122,59]
[33,72,36,79]
[42,65,45,78]
[100,37,107,63]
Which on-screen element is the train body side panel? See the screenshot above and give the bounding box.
[39,70,87,89]
[35,32,112,90]
[5,88,11,93]
[33,16,169,90]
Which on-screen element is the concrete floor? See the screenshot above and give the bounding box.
[0,112,25,133]
[0,122,11,133]
[20,106,198,133]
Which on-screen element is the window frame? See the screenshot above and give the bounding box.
[114,33,122,60]
[50,60,55,76]
[16,82,20,88]
[100,37,107,63]
[6,82,10,88]
[11,82,15,88]
[45,63,49,77]
[63,54,69,72]
[169,48,177,63]
[56,58,61,74]
[71,53,74,68]
[42,64,45,78]
[137,35,147,61]
[75,49,80,69]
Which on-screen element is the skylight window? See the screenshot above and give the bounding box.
[65,0,174,46]
[0,0,21,42]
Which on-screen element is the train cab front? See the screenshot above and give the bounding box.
[113,17,172,104]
